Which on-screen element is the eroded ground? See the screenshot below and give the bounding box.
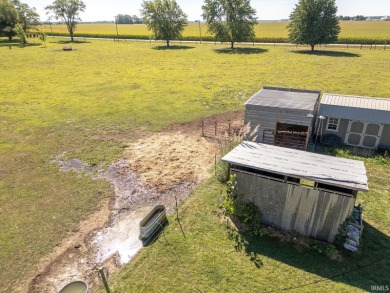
[23,111,243,292]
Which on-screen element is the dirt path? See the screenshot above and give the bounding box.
[22,111,243,293]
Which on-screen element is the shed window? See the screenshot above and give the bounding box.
[326,117,339,131]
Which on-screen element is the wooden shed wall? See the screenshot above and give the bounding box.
[244,105,276,142]
[244,105,313,143]
[233,170,356,242]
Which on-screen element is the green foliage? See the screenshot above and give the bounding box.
[334,215,353,249]
[141,0,188,46]
[221,174,239,215]
[1,39,390,291]
[39,30,47,47]
[45,0,86,41]
[221,174,262,235]
[13,22,26,43]
[0,0,18,40]
[216,141,237,182]
[11,0,40,32]
[310,241,339,257]
[202,0,257,48]
[38,22,390,45]
[115,14,143,24]
[288,0,341,51]
[227,219,263,268]
[238,202,261,236]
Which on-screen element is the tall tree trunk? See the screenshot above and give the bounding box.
[231,41,234,49]
[310,44,315,51]
[166,40,170,47]
[70,31,74,42]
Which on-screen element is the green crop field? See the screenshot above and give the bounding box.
[38,21,390,43]
[0,37,389,292]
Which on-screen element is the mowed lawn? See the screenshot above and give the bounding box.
[39,21,390,40]
[0,38,389,292]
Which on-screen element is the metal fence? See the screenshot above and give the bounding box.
[201,120,244,139]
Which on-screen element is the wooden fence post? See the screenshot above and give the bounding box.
[215,121,217,136]
[215,154,217,176]
[201,120,204,137]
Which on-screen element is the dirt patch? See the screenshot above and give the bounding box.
[124,133,219,192]
[124,110,244,192]
[23,111,244,293]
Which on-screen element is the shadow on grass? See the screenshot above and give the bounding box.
[292,50,361,57]
[153,45,195,50]
[56,40,91,44]
[0,39,42,48]
[239,221,389,292]
[215,47,268,55]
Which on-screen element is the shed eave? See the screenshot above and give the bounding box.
[221,142,369,192]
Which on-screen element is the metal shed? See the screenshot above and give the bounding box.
[221,142,368,242]
[318,93,390,150]
[245,86,321,150]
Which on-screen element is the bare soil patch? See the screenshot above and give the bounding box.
[23,111,244,293]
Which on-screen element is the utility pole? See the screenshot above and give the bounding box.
[195,20,202,44]
[114,16,119,40]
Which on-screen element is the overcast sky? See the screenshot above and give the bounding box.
[23,0,390,22]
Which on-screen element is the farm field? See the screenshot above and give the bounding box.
[38,21,390,42]
[0,37,389,292]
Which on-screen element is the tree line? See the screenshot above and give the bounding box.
[141,0,340,51]
[1,0,342,51]
[115,14,143,24]
[0,0,40,42]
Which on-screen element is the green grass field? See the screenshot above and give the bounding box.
[97,156,390,293]
[38,21,390,43]
[0,37,389,292]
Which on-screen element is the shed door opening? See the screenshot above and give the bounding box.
[275,123,309,150]
[345,120,383,149]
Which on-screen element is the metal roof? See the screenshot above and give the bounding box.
[245,86,321,111]
[221,142,368,191]
[320,93,390,124]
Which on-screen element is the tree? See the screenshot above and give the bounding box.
[141,0,188,47]
[354,15,366,21]
[132,15,143,24]
[0,0,18,40]
[288,0,340,51]
[45,0,86,42]
[14,22,26,43]
[39,30,47,47]
[12,0,40,32]
[202,0,257,49]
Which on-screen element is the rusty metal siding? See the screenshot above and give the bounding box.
[233,170,356,242]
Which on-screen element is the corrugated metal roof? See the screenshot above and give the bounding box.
[221,142,368,191]
[245,87,320,111]
[320,93,390,124]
